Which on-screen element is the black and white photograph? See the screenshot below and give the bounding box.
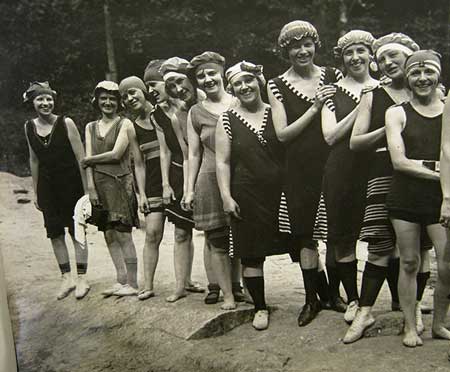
[2,1,450,371]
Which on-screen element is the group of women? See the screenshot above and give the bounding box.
[25,20,450,348]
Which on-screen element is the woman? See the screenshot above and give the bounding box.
[386,50,450,347]
[143,59,203,302]
[160,56,227,304]
[24,81,89,300]
[183,51,240,310]
[315,30,378,323]
[216,61,283,329]
[268,20,344,327]
[83,80,144,297]
[440,73,450,363]
[345,34,431,343]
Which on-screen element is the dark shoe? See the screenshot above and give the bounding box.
[297,301,321,327]
[330,296,347,313]
[232,282,246,302]
[204,284,220,304]
[320,299,332,310]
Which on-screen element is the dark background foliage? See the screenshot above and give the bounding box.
[1,0,449,175]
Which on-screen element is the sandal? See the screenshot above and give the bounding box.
[137,289,155,301]
[204,283,220,304]
[185,282,205,293]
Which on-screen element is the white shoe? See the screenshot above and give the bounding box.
[101,283,126,297]
[113,284,138,297]
[344,300,359,324]
[416,301,425,335]
[252,309,269,330]
[343,309,375,344]
[57,274,75,300]
[75,275,90,300]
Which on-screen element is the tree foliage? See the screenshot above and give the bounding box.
[1,0,449,175]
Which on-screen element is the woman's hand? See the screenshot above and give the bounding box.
[182,191,195,211]
[313,84,337,110]
[88,188,100,207]
[440,198,450,228]
[163,184,176,205]
[138,194,150,214]
[81,157,92,169]
[223,196,241,220]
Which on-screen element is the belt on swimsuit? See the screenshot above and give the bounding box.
[411,159,440,172]
[375,147,388,152]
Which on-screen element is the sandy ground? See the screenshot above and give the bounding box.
[1,171,450,372]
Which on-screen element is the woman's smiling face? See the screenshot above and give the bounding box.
[33,94,54,116]
[377,49,408,80]
[408,65,440,98]
[230,73,260,106]
[97,91,119,115]
[342,43,371,77]
[195,67,224,96]
[122,87,146,112]
[287,37,316,68]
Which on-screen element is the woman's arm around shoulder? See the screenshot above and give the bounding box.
[385,105,439,181]
[64,117,88,192]
[350,89,386,151]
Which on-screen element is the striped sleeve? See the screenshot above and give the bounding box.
[268,79,284,102]
[221,112,232,140]
[324,98,336,112]
[334,68,344,82]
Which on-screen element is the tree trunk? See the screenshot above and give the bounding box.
[104,0,118,82]
[338,0,348,36]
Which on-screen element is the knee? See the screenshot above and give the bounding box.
[174,229,191,244]
[145,227,163,245]
[400,256,420,274]
[104,231,115,246]
[211,245,228,256]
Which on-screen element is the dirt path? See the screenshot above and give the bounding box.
[1,172,449,372]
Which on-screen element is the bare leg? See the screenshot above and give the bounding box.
[70,234,90,299]
[104,230,127,285]
[141,212,164,292]
[51,234,75,299]
[70,234,88,274]
[166,227,191,302]
[50,235,70,271]
[211,244,235,310]
[116,231,138,289]
[391,219,423,347]
[203,239,216,284]
[186,239,195,285]
[428,225,450,339]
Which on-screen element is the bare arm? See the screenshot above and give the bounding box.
[321,103,359,146]
[350,91,386,151]
[171,114,190,197]
[84,123,100,206]
[154,121,175,204]
[440,93,450,226]
[125,120,149,213]
[215,115,240,219]
[386,106,439,181]
[184,110,202,210]
[268,83,336,143]
[65,117,88,193]
[24,123,40,208]
[82,119,130,166]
